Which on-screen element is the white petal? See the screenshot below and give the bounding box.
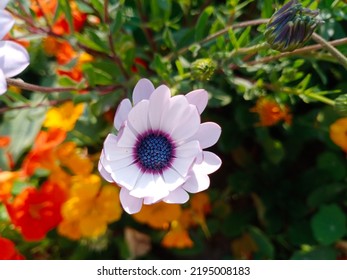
[0,41,29,77]
[0,69,7,95]
[117,125,137,148]
[127,100,149,134]
[171,156,195,178]
[182,171,210,193]
[161,96,200,142]
[98,155,114,183]
[110,163,143,191]
[163,188,189,204]
[0,0,10,9]
[132,78,155,105]
[170,105,200,142]
[196,151,222,174]
[185,89,208,114]
[0,10,14,40]
[120,188,143,214]
[193,122,221,149]
[104,134,134,161]
[148,85,171,130]
[105,155,135,170]
[162,167,186,191]
[114,98,132,130]
[130,172,157,198]
[143,175,169,204]
[175,140,201,158]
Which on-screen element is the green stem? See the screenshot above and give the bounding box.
[311,33,347,70]
[304,92,335,106]
[229,42,269,57]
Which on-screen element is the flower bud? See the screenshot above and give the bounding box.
[191,58,216,81]
[265,0,322,52]
[334,94,347,116]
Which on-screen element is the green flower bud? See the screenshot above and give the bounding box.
[191,58,216,81]
[265,0,322,52]
[334,94,347,116]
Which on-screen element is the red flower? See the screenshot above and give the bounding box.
[0,237,25,260]
[6,181,67,241]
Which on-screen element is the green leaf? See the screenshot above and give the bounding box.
[291,246,338,260]
[311,204,347,245]
[110,10,123,34]
[58,0,74,33]
[195,6,214,41]
[308,183,346,208]
[316,152,347,181]
[248,226,274,259]
[0,100,46,163]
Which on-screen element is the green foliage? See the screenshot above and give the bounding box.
[1,0,347,260]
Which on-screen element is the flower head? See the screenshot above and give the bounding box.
[99,79,222,214]
[265,0,322,52]
[329,118,347,152]
[6,181,67,241]
[43,101,84,131]
[0,1,30,94]
[58,175,122,239]
[0,237,25,260]
[250,97,292,126]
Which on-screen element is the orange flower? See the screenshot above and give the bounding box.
[330,118,347,152]
[133,202,182,230]
[30,0,57,18]
[44,37,77,65]
[57,52,93,82]
[22,128,66,176]
[250,97,292,126]
[52,3,87,35]
[6,181,67,241]
[161,221,194,249]
[55,142,93,176]
[0,237,25,260]
[0,136,11,147]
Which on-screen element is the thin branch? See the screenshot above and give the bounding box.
[311,32,347,70]
[6,79,78,93]
[165,18,269,60]
[245,37,347,66]
[6,78,125,94]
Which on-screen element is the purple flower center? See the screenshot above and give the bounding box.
[135,132,174,172]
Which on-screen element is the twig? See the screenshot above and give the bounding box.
[245,37,347,66]
[6,78,125,94]
[165,18,269,60]
[6,79,78,93]
[311,32,347,70]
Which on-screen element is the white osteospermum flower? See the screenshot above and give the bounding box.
[0,0,30,94]
[99,79,222,214]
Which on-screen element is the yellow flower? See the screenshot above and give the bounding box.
[43,101,84,131]
[58,175,122,239]
[330,117,347,152]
